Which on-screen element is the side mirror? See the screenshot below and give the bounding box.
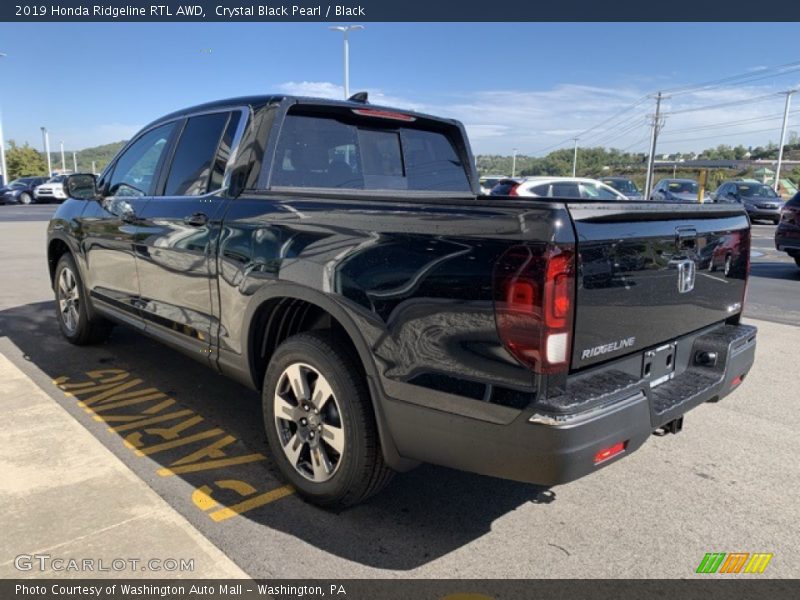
[64,173,99,200]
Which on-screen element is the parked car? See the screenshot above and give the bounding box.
[34,174,70,203]
[775,191,800,268]
[48,94,756,507]
[715,180,784,224]
[511,177,628,200]
[650,178,711,203]
[479,175,507,195]
[600,176,644,200]
[0,176,49,205]
[488,177,522,196]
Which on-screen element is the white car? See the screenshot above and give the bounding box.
[34,174,69,203]
[511,177,629,200]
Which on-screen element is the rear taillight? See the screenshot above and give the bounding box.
[493,244,576,374]
[738,228,751,308]
[509,184,520,196]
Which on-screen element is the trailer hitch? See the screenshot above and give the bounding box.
[653,416,684,436]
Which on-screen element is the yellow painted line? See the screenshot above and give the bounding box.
[157,453,266,476]
[209,485,295,522]
[131,428,225,456]
[103,410,195,431]
[91,392,168,412]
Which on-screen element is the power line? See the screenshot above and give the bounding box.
[659,124,795,144]
[663,110,800,134]
[664,92,783,116]
[662,60,800,96]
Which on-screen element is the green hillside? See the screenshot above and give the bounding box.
[47,140,126,174]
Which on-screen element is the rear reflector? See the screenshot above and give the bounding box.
[352,108,417,122]
[493,244,576,374]
[732,375,743,387]
[594,441,626,464]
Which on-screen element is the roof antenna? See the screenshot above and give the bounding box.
[348,91,369,103]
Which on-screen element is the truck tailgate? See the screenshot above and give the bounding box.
[568,202,750,369]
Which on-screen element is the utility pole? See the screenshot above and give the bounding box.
[60,141,66,172]
[41,127,52,176]
[0,53,7,185]
[572,138,579,177]
[72,151,77,173]
[511,148,518,178]
[644,92,666,201]
[775,89,796,193]
[91,160,96,175]
[0,112,6,186]
[329,25,364,99]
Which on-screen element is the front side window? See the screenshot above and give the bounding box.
[108,123,175,197]
[164,112,231,196]
[269,111,471,192]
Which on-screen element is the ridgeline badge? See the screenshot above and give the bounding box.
[581,337,636,360]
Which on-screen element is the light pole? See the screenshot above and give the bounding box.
[72,151,77,173]
[571,138,579,177]
[329,25,364,99]
[775,89,797,193]
[0,52,7,184]
[41,127,52,176]
[60,141,65,172]
[91,160,96,175]
[511,148,518,178]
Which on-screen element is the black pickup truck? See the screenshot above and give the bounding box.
[48,95,756,507]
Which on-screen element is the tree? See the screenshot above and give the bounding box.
[6,140,47,180]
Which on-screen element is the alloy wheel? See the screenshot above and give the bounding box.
[58,267,80,334]
[273,362,345,482]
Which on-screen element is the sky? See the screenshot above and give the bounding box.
[1,22,799,156]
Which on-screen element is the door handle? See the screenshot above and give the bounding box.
[184,212,208,227]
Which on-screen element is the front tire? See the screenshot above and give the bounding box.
[54,253,113,345]
[19,192,32,205]
[263,331,394,508]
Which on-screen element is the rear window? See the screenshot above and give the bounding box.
[269,110,471,192]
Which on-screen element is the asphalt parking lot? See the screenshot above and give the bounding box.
[0,204,798,578]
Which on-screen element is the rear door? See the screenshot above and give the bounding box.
[134,109,243,362]
[568,203,750,369]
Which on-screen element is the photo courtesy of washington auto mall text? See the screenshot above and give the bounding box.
[1,0,800,599]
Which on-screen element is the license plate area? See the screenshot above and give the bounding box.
[643,342,677,388]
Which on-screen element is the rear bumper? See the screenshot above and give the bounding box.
[382,322,756,486]
[746,207,781,219]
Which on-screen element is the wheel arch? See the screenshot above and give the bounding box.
[242,283,416,472]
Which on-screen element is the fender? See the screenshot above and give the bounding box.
[229,280,418,472]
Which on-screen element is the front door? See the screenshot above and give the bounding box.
[80,122,176,328]
[134,110,241,363]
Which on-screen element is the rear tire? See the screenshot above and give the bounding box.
[54,253,113,345]
[262,331,394,508]
[19,192,32,205]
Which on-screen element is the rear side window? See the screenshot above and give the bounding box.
[269,111,470,192]
[551,182,580,198]
[164,112,231,196]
